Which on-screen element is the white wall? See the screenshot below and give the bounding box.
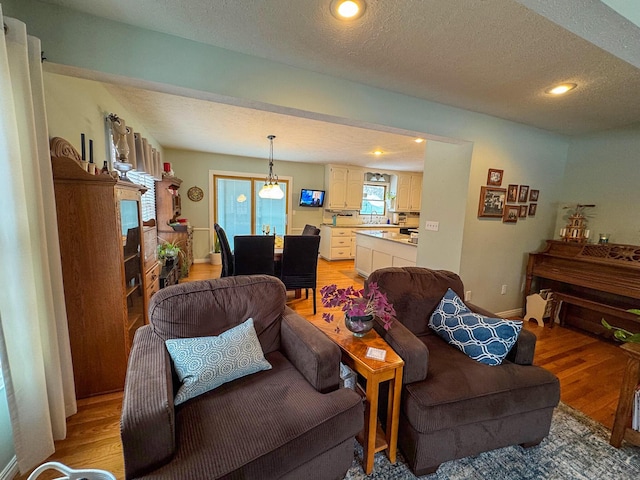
[554,126,640,246]
[44,72,163,164]
[418,141,472,273]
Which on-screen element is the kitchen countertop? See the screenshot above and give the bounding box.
[354,229,418,246]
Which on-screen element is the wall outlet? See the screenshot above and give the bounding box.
[425,220,439,231]
[464,291,472,301]
[501,285,507,295]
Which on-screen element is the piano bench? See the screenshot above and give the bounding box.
[552,292,639,335]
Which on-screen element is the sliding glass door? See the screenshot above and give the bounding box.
[214,175,288,250]
[253,180,287,237]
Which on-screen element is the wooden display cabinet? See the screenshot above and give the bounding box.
[51,137,149,398]
[143,224,160,308]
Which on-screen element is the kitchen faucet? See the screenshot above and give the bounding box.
[369,209,378,224]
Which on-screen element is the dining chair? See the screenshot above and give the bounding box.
[279,235,321,314]
[233,235,276,276]
[214,223,234,277]
[302,224,321,235]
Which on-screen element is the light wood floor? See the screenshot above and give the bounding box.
[17,260,630,479]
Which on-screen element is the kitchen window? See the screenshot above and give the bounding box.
[360,184,386,215]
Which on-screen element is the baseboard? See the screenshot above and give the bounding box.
[0,456,18,480]
[496,308,523,319]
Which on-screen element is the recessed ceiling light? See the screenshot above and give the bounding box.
[373,150,383,156]
[330,0,366,20]
[545,83,577,95]
[414,138,425,143]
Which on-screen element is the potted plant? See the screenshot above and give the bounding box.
[157,241,182,267]
[386,191,397,210]
[602,312,640,343]
[320,282,395,337]
[210,234,222,265]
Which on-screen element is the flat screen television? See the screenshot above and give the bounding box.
[299,189,325,207]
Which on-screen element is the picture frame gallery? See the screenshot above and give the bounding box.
[480,169,540,221]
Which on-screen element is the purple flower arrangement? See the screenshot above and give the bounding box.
[320,282,396,331]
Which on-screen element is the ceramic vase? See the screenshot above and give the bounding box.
[345,314,374,337]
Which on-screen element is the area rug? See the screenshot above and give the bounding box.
[344,402,640,479]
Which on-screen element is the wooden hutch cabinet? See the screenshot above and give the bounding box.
[51,138,149,398]
[156,176,193,276]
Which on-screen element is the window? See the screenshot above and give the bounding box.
[360,184,386,215]
[213,174,289,250]
[128,171,156,222]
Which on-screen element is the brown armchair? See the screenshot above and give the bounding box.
[121,275,363,479]
[366,267,560,476]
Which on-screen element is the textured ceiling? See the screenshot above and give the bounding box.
[39,0,640,168]
[101,83,429,171]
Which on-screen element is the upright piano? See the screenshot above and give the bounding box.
[525,240,640,336]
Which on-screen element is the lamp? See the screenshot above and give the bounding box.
[258,135,284,200]
[108,113,133,179]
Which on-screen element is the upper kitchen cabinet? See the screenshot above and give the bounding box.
[325,164,365,210]
[390,172,422,212]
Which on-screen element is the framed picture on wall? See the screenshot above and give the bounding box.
[518,185,529,202]
[529,189,539,201]
[503,205,519,223]
[528,203,537,216]
[519,205,528,218]
[507,184,518,203]
[487,168,504,186]
[478,186,506,217]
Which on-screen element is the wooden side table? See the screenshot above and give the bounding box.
[307,318,404,474]
[610,342,640,448]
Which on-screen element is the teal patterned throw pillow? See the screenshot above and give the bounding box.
[429,289,522,366]
[166,318,272,405]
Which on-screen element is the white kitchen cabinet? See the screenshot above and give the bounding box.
[409,174,423,211]
[353,230,417,277]
[390,172,422,212]
[394,174,411,211]
[355,245,372,273]
[320,226,403,261]
[320,226,355,260]
[325,165,365,210]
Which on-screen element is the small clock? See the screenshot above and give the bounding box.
[187,186,204,202]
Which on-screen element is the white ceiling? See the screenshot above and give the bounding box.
[40,0,640,169]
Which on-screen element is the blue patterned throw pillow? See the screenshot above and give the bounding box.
[166,318,272,405]
[429,289,522,366]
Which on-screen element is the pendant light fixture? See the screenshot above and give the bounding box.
[258,135,285,200]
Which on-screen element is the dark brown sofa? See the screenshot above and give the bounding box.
[120,275,363,479]
[366,267,560,476]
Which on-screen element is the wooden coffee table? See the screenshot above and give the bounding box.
[307,317,404,474]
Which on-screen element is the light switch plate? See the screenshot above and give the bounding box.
[425,221,439,231]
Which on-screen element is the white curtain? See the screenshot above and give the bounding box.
[0,8,77,474]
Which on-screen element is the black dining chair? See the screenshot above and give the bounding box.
[302,224,321,235]
[279,235,321,314]
[233,235,276,276]
[214,223,234,277]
